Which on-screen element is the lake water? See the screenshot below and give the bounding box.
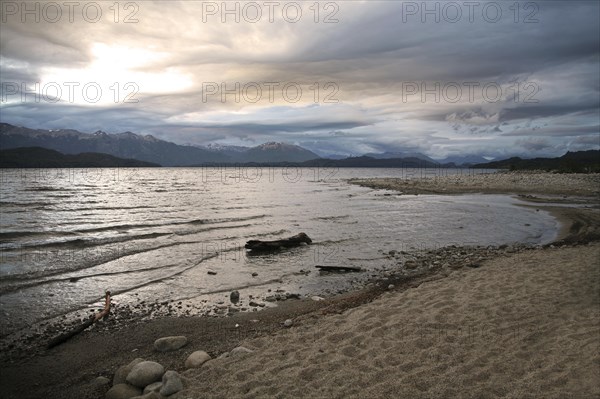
[0,167,558,339]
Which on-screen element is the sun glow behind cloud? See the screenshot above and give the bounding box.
[38,43,192,105]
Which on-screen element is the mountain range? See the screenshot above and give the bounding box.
[7,123,594,170]
[0,124,319,166]
[0,123,493,167]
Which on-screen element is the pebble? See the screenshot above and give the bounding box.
[311,296,325,301]
[207,270,217,275]
[230,346,253,356]
[105,383,142,399]
[160,370,184,396]
[154,336,188,352]
[92,376,111,388]
[142,382,162,394]
[404,261,418,269]
[252,272,258,277]
[126,361,165,388]
[184,350,212,368]
[283,319,293,327]
[387,284,395,290]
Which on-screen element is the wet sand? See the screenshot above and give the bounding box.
[1,172,599,399]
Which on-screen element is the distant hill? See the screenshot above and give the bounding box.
[301,156,444,168]
[238,142,319,162]
[199,142,319,162]
[194,155,450,168]
[363,151,437,163]
[0,123,320,166]
[0,147,160,168]
[362,151,490,166]
[439,154,490,166]
[471,150,600,172]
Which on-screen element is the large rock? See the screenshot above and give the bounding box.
[154,336,188,352]
[184,350,212,368]
[105,383,142,399]
[126,361,165,388]
[113,358,145,386]
[160,370,184,396]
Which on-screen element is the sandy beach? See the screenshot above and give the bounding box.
[175,242,600,399]
[1,172,599,399]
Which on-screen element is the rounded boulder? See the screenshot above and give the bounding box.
[126,361,165,388]
[184,350,212,368]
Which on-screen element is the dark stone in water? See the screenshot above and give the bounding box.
[245,233,312,251]
[230,291,240,304]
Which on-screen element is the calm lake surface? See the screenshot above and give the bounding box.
[0,167,558,338]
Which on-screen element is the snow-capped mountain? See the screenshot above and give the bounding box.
[0,123,320,166]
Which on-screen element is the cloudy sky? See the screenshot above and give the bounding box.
[1,0,598,159]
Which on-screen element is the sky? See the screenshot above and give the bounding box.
[0,0,599,159]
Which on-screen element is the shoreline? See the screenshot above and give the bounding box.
[348,170,600,197]
[1,172,599,399]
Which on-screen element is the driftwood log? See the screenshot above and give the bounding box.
[245,233,312,251]
[47,291,111,349]
[315,265,363,272]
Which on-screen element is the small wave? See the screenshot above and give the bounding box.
[72,214,266,234]
[0,230,78,241]
[23,186,69,192]
[0,263,186,294]
[0,239,211,287]
[57,205,157,212]
[8,232,170,251]
[313,215,350,221]
[0,201,53,207]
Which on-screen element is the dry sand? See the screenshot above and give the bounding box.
[175,243,600,399]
